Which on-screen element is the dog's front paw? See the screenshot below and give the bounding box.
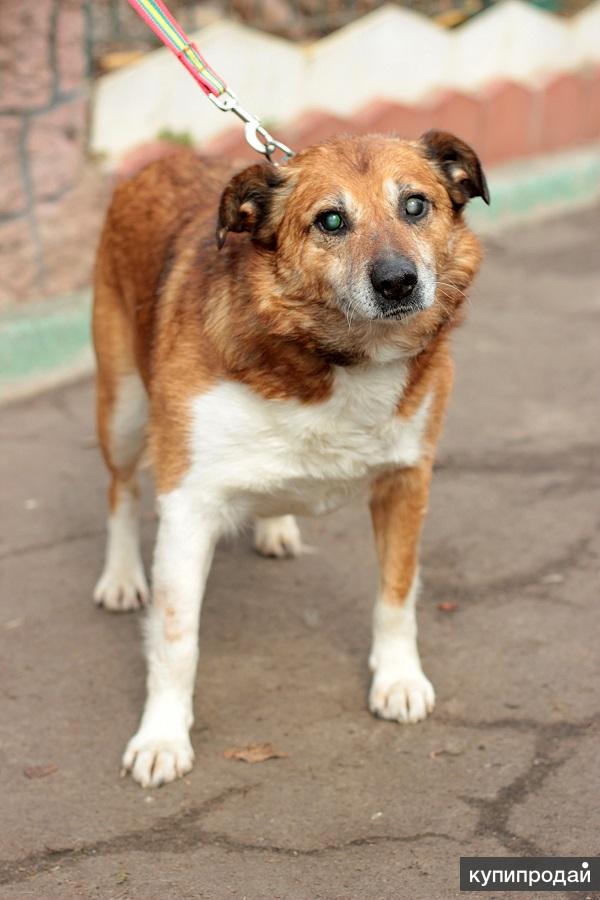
[93,564,149,612]
[121,728,194,788]
[369,665,435,723]
[254,515,303,558]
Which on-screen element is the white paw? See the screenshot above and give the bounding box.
[93,564,149,612]
[254,515,303,558]
[121,729,194,787]
[369,665,435,723]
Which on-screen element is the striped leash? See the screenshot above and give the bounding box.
[126,0,294,163]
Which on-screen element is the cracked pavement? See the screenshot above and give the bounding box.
[1,206,599,899]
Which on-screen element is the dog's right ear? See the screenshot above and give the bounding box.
[216,163,288,249]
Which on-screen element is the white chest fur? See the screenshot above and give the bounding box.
[183,361,431,521]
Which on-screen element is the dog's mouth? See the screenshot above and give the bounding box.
[377,303,423,321]
[337,291,429,324]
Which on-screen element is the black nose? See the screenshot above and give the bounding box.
[370,255,418,306]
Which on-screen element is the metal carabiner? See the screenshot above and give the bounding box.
[208,90,294,165]
[244,121,295,164]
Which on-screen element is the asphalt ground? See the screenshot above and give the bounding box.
[1,205,599,899]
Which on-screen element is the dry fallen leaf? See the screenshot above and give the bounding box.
[24,764,58,779]
[437,601,458,613]
[430,745,464,760]
[223,743,288,764]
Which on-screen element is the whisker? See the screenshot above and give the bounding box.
[433,272,469,300]
[436,282,468,300]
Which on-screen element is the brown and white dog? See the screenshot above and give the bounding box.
[92,131,488,787]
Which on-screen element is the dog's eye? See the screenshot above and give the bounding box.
[404,196,428,219]
[316,211,346,233]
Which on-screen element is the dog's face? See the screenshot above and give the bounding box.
[217,132,488,354]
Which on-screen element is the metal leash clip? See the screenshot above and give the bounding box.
[209,90,295,165]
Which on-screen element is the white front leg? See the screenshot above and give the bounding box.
[368,572,435,724]
[122,489,218,787]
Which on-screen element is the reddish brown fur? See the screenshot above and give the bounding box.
[93,134,483,511]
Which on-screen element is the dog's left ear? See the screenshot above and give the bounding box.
[421,130,490,209]
[216,163,288,249]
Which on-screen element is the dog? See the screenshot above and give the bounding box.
[92,131,488,787]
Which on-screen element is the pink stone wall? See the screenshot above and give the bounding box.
[0,0,104,305]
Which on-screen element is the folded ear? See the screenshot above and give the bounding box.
[421,130,490,209]
[216,163,288,249]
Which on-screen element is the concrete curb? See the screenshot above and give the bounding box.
[468,144,600,232]
[1,145,598,405]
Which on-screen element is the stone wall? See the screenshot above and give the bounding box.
[0,0,97,305]
[0,0,197,306]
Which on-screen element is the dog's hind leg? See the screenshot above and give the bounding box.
[253,515,302,558]
[93,281,150,611]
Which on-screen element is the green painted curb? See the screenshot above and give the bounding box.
[0,292,93,401]
[1,145,599,402]
[468,145,600,231]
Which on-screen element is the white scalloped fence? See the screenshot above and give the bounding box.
[91,0,600,164]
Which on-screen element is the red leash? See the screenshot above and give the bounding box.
[127,0,294,163]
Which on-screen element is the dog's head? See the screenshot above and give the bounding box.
[217,132,488,355]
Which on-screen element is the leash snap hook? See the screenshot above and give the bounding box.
[247,122,295,165]
[209,90,294,165]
